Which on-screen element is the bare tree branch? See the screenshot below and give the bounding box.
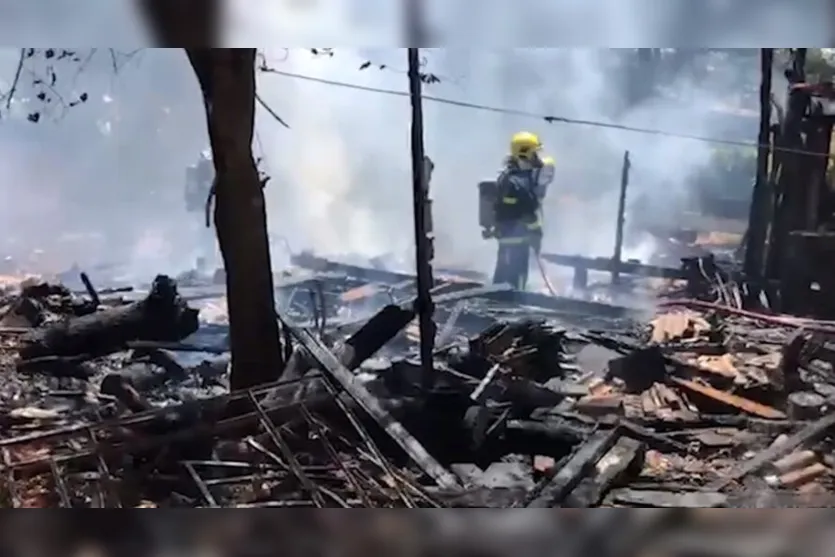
[24,66,71,120]
[109,48,119,73]
[73,48,99,80]
[255,91,289,128]
[5,48,25,110]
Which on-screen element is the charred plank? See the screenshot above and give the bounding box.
[524,427,621,507]
[563,436,644,507]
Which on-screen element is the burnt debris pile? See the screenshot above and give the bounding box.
[1,255,835,508]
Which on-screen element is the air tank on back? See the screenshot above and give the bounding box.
[478,180,498,230]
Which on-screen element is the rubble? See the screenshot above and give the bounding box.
[2,255,835,508]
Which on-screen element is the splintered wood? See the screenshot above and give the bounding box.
[6,251,835,509]
[649,310,711,344]
[669,377,786,419]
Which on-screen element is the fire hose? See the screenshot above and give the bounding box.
[533,248,559,297]
[481,227,559,296]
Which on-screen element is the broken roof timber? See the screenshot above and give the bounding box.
[291,252,635,319]
[280,318,461,490]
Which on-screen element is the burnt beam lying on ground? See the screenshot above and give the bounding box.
[525,427,623,507]
[290,252,633,319]
[279,319,461,490]
[17,275,199,365]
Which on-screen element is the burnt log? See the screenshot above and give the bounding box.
[17,275,199,363]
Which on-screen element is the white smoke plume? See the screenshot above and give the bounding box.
[0,0,829,282]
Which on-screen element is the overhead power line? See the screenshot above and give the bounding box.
[259,67,835,160]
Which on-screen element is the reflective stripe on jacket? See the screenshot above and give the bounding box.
[494,162,544,243]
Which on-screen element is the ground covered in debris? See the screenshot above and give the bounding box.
[1,252,834,508]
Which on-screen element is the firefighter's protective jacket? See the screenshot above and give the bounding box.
[493,157,553,245]
[185,158,214,213]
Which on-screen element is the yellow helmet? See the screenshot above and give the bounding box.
[510,131,542,160]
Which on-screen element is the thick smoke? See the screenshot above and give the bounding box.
[255,47,760,273]
[0,48,205,280]
[0,0,829,283]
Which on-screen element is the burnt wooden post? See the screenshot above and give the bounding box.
[743,48,774,297]
[612,150,631,285]
[766,48,809,282]
[406,48,437,393]
[573,266,589,291]
[775,66,835,316]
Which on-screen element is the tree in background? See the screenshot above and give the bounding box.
[138,0,284,390]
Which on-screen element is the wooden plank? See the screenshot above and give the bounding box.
[608,489,728,507]
[540,252,687,280]
[563,436,643,507]
[340,284,381,302]
[525,428,621,507]
[283,322,461,490]
[670,377,786,419]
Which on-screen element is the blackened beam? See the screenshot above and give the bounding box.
[540,252,687,281]
[426,283,630,318]
[157,275,333,304]
[291,254,632,319]
[411,283,511,305]
[281,319,461,490]
[611,151,631,285]
[293,285,512,332]
[524,427,622,507]
[742,48,774,287]
[291,252,451,286]
[563,436,643,507]
[407,48,437,394]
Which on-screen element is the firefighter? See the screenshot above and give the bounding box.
[185,149,214,214]
[185,149,216,267]
[486,132,554,290]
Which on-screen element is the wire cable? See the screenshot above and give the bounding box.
[259,67,835,160]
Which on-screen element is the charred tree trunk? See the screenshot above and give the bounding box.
[17,275,199,363]
[139,1,284,390]
[187,49,284,390]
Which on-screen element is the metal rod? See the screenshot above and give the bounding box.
[407,47,437,394]
[246,391,327,507]
[612,150,631,285]
[184,461,219,507]
[318,380,421,505]
[0,374,314,449]
[87,423,120,508]
[299,403,374,508]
